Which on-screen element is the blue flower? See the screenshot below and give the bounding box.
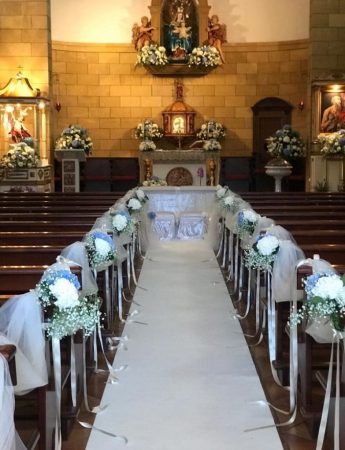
[148,211,156,220]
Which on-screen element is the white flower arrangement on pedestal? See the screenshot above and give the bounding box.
[266,124,305,160]
[55,124,93,155]
[290,272,345,332]
[84,230,116,270]
[136,44,168,66]
[244,234,280,272]
[188,45,222,67]
[36,268,100,339]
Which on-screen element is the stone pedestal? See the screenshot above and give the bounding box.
[0,165,53,192]
[265,158,292,192]
[55,149,86,192]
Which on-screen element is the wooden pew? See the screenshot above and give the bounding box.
[0,231,84,246]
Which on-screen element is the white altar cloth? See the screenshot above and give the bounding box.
[142,186,219,248]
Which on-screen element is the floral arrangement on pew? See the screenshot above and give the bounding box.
[36,267,100,339]
[84,230,116,271]
[215,184,229,200]
[134,187,149,204]
[136,44,168,66]
[188,45,222,67]
[220,193,241,215]
[244,234,280,272]
[0,142,40,169]
[126,197,143,214]
[290,272,345,332]
[110,210,135,237]
[317,129,345,156]
[266,124,306,161]
[55,124,93,155]
[234,209,259,238]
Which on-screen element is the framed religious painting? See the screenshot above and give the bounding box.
[319,85,345,134]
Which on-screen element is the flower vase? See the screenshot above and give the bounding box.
[265,157,292,192]
[139,139,156,152]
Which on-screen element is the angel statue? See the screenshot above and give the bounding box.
[132,16,155,51]
[207,14,226,63]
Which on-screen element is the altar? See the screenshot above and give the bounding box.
[142,186,220,249]
[139,148,220,186]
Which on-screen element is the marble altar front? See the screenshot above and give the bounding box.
[139,149,220,186]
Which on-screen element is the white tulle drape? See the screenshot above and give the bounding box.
[0,347,15,450]
[60,242,99,297]
[0,292,48,395]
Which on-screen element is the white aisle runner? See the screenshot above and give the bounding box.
[86,240,283,450]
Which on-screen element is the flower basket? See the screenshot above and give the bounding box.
[266,124,305,161]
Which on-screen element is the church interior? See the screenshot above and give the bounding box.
[0,1,345,449]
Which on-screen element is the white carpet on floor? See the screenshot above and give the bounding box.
[86,240,283,450]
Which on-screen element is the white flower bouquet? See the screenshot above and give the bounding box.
[290,272,345,332]
[0,142,39,169]
[215,185,229,199]
[134,188,148,203]
[36,268,100,339]
[188,45,222,67]
[244,234,280,272]
[136,44,168,66]
[197,121,226,140]
[84,230,116,270]
[139,140,156,151]
[317,129,345,156]
[111,210,135,236]
[220,194,240,214]
[135,120,163,140]
[235,209,258,236]
[55,124,93,155]
[266,124,305,160]
[142,176,167,187]
[126,197,143,214]
[203,139,221,151]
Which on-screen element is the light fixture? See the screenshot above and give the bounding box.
[297,100,305,111]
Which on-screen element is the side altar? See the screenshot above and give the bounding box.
[139,148,220,186]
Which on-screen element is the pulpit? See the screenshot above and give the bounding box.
[54,149,86,192]
[139,148,220,186]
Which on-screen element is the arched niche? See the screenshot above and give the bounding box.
[149,0,210,47]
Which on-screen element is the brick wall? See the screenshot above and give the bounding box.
[51,40,308,158]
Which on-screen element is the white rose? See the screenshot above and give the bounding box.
[128,198,142,210]
[112,214,127,231]
[49,278,79,309]
[216,187,227,198]
[224,195,235,206]
[136,189,146,201]
[256,235,279,256]
[95,237,111,257]
[243,210,258,222]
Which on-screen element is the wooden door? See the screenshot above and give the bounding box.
[251,97,293,190]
